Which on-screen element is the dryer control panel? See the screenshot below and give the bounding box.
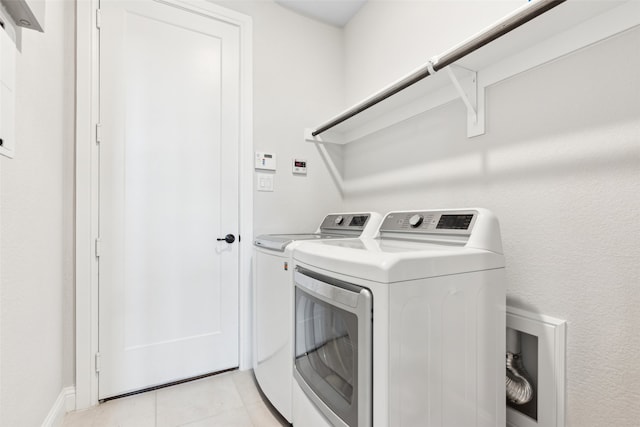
[319,213,371,233]
[380,210,478,236]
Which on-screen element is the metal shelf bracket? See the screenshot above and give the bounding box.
[445,64,485,137]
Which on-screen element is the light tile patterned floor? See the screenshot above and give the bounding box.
[62,370,290,427]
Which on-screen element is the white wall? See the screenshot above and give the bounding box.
[214,1,345,235]
[0,1,76,425]
[341,2,640,426]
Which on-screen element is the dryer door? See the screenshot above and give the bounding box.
[293,268,372,427]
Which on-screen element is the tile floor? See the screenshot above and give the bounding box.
[62,370,290,427]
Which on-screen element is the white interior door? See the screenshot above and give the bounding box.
[98,0,240,399]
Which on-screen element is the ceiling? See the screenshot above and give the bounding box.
[274,0,368,27]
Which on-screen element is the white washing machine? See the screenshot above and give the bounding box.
[253,212,382,423]
[291,208,506,427]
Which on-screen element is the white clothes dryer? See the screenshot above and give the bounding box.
[292,208,506,427]
[253,212,382,423]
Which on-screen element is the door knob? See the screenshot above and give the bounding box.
[217,234,235,244]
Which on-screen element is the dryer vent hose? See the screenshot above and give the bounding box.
[506,352,534,405]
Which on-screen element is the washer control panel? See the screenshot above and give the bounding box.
[319,213,371,232]
[380,210,477,235]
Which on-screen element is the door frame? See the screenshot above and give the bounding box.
[75,0,253,410]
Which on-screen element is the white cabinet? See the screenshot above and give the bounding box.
[0,25,15,158]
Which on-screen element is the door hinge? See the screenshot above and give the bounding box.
[95,352,102,373]
[96,9,102,29]
[96,123,102,144]
[95,238,102,257]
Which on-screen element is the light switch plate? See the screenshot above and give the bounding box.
[257,173,274,192]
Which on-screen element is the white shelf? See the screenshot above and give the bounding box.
[305,0,640,145]
[1,0,45,32]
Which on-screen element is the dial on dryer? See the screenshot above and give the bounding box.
[409,214,424,228]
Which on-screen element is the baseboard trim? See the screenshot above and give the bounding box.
[42,386,76,427]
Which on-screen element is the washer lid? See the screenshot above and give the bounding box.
[293,238,505,282]
[254,233,346,252]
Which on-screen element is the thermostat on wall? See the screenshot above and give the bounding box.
[255,152,276,171]
[292,158,307,175]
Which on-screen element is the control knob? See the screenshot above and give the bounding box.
[334,216,344,226]
[409,214,424,228]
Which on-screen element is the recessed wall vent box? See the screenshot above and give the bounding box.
[506,306,566,427]
[1,0,45,32]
